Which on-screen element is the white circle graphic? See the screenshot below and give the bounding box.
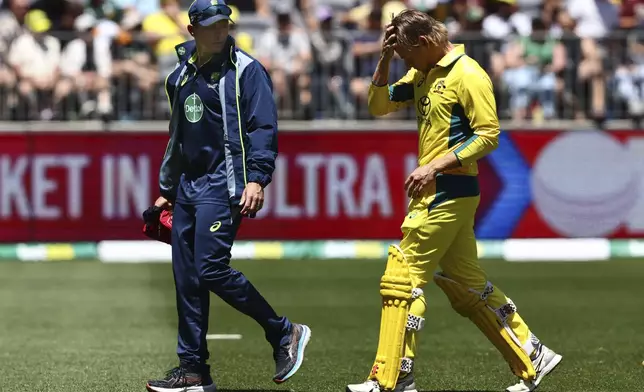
[531,131,639,237]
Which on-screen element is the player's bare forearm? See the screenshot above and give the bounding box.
[372,55,391,87]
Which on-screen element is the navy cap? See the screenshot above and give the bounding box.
[189,0,233,27]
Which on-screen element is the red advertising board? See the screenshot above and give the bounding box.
[0,130,642,242]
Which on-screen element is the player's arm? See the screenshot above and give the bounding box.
[367,25,415,116]
[368,67,416,116]
[421,68,500,177]
[240,60,278,189]
[453,69,500,166]
[159,69,181,202]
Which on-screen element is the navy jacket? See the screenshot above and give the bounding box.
[159,37,278,207]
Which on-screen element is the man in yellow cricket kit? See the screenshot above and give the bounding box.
[346,10,562,392]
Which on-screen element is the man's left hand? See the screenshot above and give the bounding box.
[240,182,264,216]
[404,164,438,199]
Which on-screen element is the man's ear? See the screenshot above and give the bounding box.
[188,24,195,36]
[419,35,430,48]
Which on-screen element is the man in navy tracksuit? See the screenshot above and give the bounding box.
[144,1,311,391]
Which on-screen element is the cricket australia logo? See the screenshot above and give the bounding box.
[184,93,204,123]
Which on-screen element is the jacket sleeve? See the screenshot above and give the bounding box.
[367,68,416,117]
[454,68,500,166]
[159,70,183,201]
[240,60,278,188]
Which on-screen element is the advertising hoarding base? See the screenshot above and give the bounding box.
[0,240,642,263]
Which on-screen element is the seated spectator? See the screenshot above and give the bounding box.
[52,12,102,120]
[619,0,644,30]
[614,35,644,120]
[111,11,159,120]
[344,0,407,30]
[8,9,61,120]
[142,0,190,82]
[501,18,566,120]
[309,6,354,119]
[482,0,532,39]
[445,0,485,39]
[0,0,27,119]
[111,0,161,18]
[227,6,255,55]
[0,0,27,47]
[566,0,620,122]
[349,9,406,118]
[230,0,270,17]
[256,8,312,119]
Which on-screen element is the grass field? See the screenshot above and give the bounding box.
[1,259,643,392]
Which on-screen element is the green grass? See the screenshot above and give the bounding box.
[1,259,643,392]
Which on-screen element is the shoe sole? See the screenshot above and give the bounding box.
[146,383,217,392]
[273,324,312,384]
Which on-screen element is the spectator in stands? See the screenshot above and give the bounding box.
[142,0,190,83]
[0,0,27,119]
[344,0,407,30]
[112,0,160,17]
[350,8,382,118]
[566,0,620,122]
[309,5,354,119]
[501,17,567,120]
[256,8,312,119]
[445,0,485,38]
[349,8,406,118]
[620,0,644,30]
[8,9,61,120]
[482,0,532,39]
[228,6,255,55]
[52,1,91,119]
[229,0,270,17]
[515,0,543,19]
[111,10,159,120]
[484,0,532,102]
[614,32,644,121]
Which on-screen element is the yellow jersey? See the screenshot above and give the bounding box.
[369,45,499,173]
[368,45,500,207]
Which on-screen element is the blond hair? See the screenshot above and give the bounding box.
[391,10,449,50]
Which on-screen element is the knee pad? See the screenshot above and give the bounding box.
[433,272,536,381]
[369,245,425,390]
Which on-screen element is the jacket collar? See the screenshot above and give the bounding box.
[436,44,466,68]
[174,36,237,66]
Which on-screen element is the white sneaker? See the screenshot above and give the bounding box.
[346,374,418,392]
[506,345,562,392]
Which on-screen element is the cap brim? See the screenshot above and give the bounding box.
[198,14,233,26]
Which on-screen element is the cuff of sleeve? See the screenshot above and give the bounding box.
[371,80,389,88]
[160,189,176,203]
[248,172,271,188]
[453,135,480,166]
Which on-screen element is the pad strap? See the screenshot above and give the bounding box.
[400,357,413,373]
[406,314,425,331]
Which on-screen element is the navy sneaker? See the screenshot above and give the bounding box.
[146,365,216,392]
[273,323,312,384]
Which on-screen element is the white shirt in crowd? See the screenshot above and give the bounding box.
[566,0,619,39]
[482,11,532,39]
[256,29,311,74]
[8,32,61,80]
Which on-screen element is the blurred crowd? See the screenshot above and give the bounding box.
[1,0,644,124]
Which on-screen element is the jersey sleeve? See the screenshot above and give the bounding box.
[368,68,416,116]
[454,67,500,166]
